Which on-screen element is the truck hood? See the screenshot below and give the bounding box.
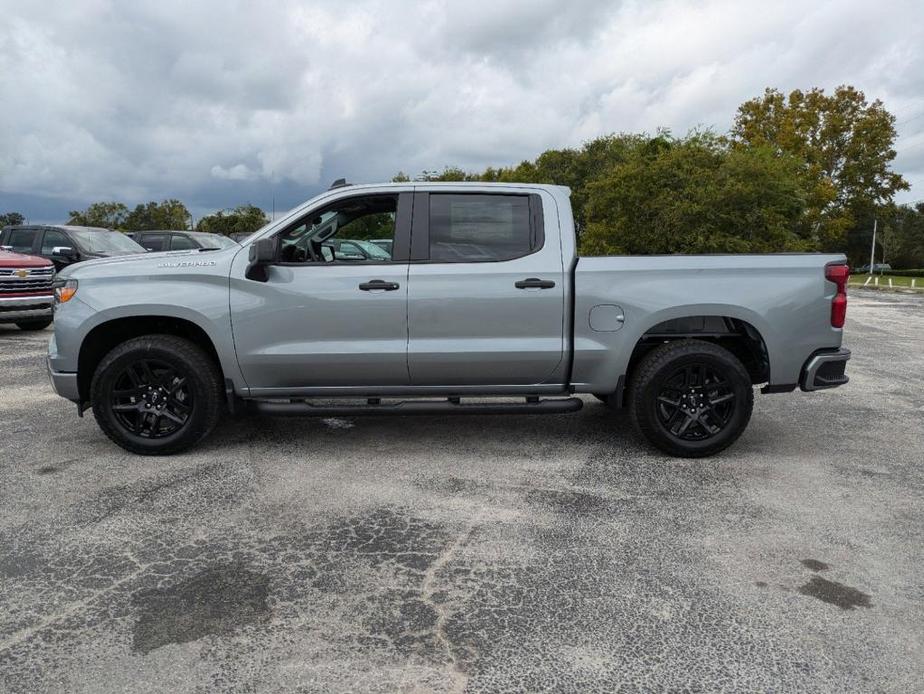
[0,250,54,268]
[59,248,238,279]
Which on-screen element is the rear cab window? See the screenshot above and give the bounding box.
[140,234,168,252]
[170,234,197,251]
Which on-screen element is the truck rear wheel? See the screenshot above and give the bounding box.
[90,335,223,455]
[628,339,753,458]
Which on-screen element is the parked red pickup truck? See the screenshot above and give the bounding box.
[0,249,55,331]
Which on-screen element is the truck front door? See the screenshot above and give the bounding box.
[406,191,566,387]
[229,191,412,392]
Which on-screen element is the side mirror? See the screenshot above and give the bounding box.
[246,237,276,281]
[249,238,276,264]
[52,246,78,260]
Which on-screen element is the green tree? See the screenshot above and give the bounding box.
[125,199,191,230]
[504,134,645,232]
[392,86,909,258]
[196,204,269,236]
[343,213,395,241]
[0,211,25,227]
[877,203,924,269]
[731,86,908,249]
[67,202,129,229]
[394,134,643,232]
[398,167,483,182]
[580,133,811,255]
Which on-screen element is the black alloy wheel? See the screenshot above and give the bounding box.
[110,358,193,438]
[628,339,753,458]
[91,335,223,455]
[654,363,735,441]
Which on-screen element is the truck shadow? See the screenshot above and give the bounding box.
[207,398,639,457]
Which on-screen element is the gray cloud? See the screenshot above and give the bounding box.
[1,0,923,224]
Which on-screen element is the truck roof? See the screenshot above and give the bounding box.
[2,224,112,233]
[324,181,572,195]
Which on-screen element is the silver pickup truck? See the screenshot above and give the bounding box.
[47,181,850,457]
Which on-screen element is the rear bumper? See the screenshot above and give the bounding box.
[800,348,850,392]
[0,294,54,322]
[47,357,80,403]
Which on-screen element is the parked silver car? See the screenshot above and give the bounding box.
[126,230,239,252]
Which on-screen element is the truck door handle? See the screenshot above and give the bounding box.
[359,279,400,291]
[515,278,556,289]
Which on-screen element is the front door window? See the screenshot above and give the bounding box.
[277,195,399,263]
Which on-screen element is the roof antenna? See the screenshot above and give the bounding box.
[329,178,350,190]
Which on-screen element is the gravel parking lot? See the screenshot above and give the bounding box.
[1,291,922,693]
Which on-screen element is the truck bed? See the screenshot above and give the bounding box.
[571,253,847,391]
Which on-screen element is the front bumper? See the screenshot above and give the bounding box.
[0,294,54,323]
[47,356,80,403]
[800,348,851,392]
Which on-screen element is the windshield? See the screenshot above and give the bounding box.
[191,232,238,249]
[69,230,145,254]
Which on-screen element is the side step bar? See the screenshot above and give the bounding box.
[251,397,584,417]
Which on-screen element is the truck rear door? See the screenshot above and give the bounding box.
[406,190,566,386]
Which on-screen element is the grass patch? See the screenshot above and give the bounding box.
[849,274,924,291]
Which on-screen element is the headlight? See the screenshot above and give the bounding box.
[54,278,78,304]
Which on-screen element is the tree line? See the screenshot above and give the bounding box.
[4,85,922,267]
[2,201,270,238]
[394,86,923,269]
[60,200,269,237]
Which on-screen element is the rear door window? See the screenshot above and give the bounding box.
[41,229,71,255]
[427,194,534,262]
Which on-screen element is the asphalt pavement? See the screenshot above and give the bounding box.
[0,290,922,693]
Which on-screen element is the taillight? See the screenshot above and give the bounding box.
[825,263,849,328]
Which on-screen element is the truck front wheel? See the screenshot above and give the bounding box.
[628,339,753,458]
[90,335,223,455]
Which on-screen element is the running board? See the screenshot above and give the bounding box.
[251,396,584,417]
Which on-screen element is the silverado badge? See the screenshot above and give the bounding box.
[14,268,29,278]
[156,260,217,268]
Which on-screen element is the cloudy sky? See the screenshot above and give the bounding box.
[1,0,923,224]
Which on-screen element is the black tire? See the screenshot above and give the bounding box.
[90,335,223,455]
[16,319,53,331]
[628,339,753,458]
